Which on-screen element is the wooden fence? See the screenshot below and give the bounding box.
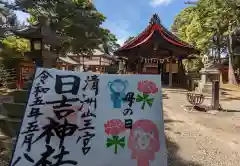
[0,67,32,89]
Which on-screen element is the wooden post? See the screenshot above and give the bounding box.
[79,54,81,72]
[212,80,220,110]
[83,55,85,71]
[177,60,180,85]
[99,56,102,73]
[137,58,142,74]
[169,57,173,87]
[136,48,141,74]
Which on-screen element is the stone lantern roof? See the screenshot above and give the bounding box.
[11,16,62,47]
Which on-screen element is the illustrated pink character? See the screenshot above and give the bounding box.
[128,120,160,166]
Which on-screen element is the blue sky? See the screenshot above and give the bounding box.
[15,0,189,45]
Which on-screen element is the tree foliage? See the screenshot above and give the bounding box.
[0,36,30,69]
[0,4,29,69]
[2,36,29,53]
[0,4,17,28]
[172,0,240,51]
[1,0,119,54]
[101,28,120,53]
[124,36,135,44]
[172,0,240,84]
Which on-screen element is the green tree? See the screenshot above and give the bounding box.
[0,3,17,28]
[2,36,29,53]
[1,0,119,54]
[171,6,214,52]
[101,28,120,53]
[1,36,30,69]
[124,36,135,44]
[172,0,240,84]
[0,3,29,69]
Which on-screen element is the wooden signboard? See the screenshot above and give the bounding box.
[10,68,167,166]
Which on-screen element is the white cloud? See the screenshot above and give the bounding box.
[149,0,174,7]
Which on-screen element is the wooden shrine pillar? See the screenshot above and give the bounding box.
[99,56,102,73]
[137,58,142,73]
[169,54,173,87]
[177,59,181,85]
[136,49,142,74]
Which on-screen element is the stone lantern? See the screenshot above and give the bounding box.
[11,16,62,68]
[199,54,220,93]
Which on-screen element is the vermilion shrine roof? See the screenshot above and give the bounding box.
[116,14,198,55]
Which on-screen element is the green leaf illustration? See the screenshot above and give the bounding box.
[143,93,149,99]
[146,98,154,107]
[136,93,154,110]
[136,94,144,102]
[105,136,125,154]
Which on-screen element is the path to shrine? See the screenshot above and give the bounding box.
[163,88,240,166]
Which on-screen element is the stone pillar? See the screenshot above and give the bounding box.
[42,50,58,68]
[212,81,220,110]
[200,67,220,94]
[169,58,173,87]
[219,72,223,84]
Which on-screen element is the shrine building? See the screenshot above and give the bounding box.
[115,14,199,87]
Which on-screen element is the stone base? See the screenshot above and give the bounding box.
[9,90,28,103]
[23,81,32,90]
[6,82,17,89]
[200,67,220,75]
[2,103,25,118]
[0,88,29,139]
[183,105,221,115]
[201,83,213,94]
[199,66,220,94]
[0,115,21,137]
[183,105,207,112]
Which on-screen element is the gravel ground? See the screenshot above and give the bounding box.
[0,149,11,166]
[164,107,240,166]
[163,88,240,166]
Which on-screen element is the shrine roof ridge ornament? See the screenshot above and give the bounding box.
[150,14,161,25]
[115,13,199,55]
